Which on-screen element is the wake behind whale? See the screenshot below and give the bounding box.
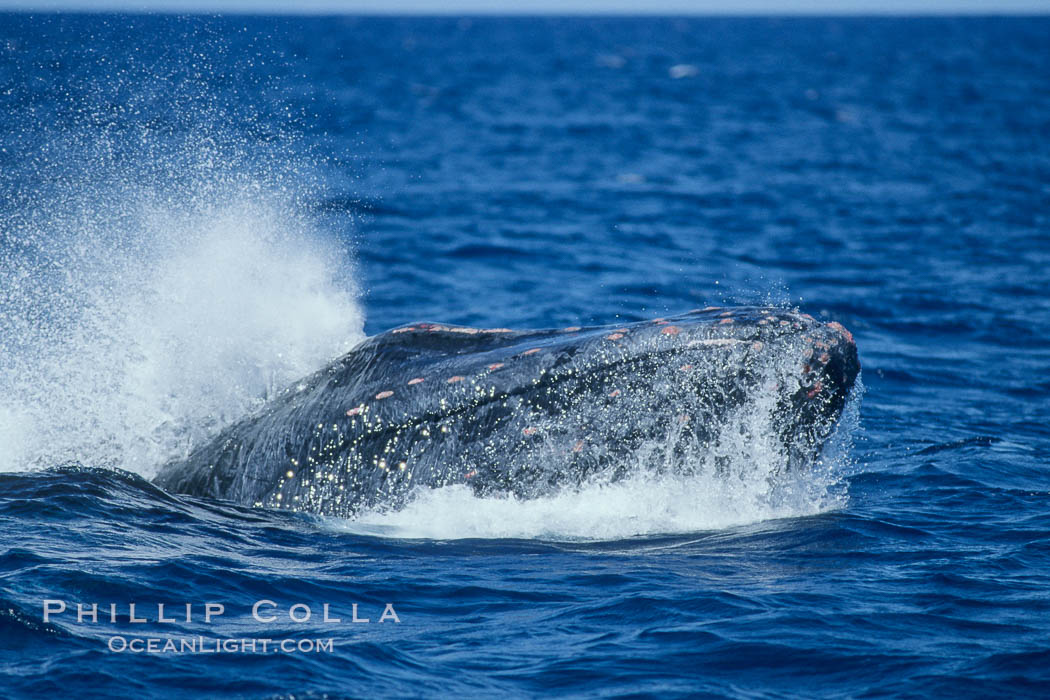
[154,307,860,519]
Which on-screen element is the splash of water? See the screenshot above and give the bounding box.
[0,182,364,476]
[0,19,367,475]
[340,471,842,542]
[338,375,862,541]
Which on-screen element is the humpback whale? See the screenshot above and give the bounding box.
[153,307,859,517]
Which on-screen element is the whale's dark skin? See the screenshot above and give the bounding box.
[153,307,859,517]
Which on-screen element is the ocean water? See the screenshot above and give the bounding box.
[1,13,1049,698]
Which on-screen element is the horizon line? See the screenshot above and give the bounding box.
[2,0,1050,17]
[2,8,1050,16]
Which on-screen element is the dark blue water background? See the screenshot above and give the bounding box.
[1,14,1049,698]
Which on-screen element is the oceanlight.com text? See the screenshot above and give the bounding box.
[107,636,335,654]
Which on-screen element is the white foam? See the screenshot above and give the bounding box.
[0,171,364,476]
[340,468,844,542]
[336,380,861,542]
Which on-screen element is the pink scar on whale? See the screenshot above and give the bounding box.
[346,406,364,416]
[447,376,465,383]
[375,391,394,400]
[488,363,505,370]
[606,333,624,340]
[523,348,541,356]
[827,321,855,345]
[408,377,425,385]
[661,325,681,336]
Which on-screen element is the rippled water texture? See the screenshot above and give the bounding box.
[1,15,1048,698]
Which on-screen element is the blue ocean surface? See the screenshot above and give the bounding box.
[1,13,1049,698]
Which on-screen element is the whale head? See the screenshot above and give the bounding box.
[154,306,860,516]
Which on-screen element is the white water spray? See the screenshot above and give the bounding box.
[338,375,861,541]
[0,161,364,476]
